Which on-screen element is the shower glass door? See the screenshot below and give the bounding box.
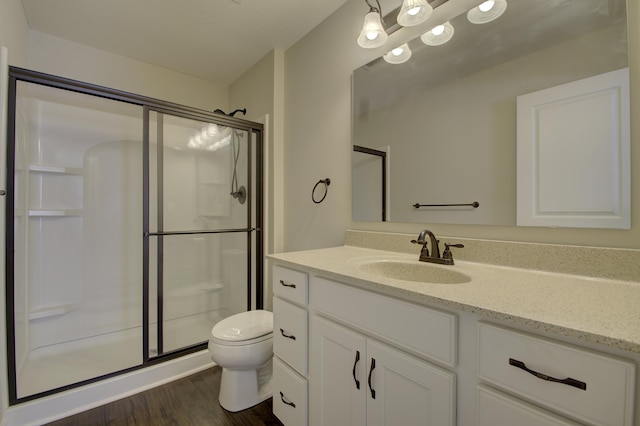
[6,68,263,403]
[146,110,259,357]
[8,80,145,400]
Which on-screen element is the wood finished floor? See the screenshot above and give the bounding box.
[45,367,283,426]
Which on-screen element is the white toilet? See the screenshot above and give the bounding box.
[208,310,274,412]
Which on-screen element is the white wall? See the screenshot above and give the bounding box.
[27,31,228,112]
[283,0,640,250]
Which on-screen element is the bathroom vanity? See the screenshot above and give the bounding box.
[269,232,640,426]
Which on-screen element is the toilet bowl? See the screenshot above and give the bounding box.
[208,310,274,412]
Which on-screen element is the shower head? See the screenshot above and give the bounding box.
[213,108,247,117]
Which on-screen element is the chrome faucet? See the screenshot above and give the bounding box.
[411,230,464,265]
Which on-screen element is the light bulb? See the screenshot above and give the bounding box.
[421,21,454,46]
[467,0,507,24]
[479,1,495,12]
[383,43,412,64]
[431,25,445,36]
[397,0,432,27]
[357,11,388,48]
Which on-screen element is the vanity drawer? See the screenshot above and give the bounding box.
[274,265,308,305]
[273,356,308,426]
[477,386,581,426]
[310,276,456,368]
[274,297,308,375]
[478,322,636,426]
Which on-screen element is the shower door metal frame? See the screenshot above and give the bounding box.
[143,105,264,360]
[4,67,264,404]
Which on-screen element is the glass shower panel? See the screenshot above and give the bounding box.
[11,82,144,398]
[149,233,249,353]
[147,112,252,356]
[148,113,249,232]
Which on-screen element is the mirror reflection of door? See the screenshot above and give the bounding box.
[352,145,387,221]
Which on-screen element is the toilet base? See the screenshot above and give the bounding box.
[218,359,273,412]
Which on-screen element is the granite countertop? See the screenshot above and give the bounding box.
[269,245,640,354]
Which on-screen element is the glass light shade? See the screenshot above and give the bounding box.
[357,11,388,48]
[397,0,433,27]
[420,21,455,46]
[383,44,412,64]
[467,0,507,24]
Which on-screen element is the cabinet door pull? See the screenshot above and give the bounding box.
[279,328,296,340]
[352,350,361,389]
[367,358,376,399]
[279,280,296,288]
[509,358,587,390]
[279,391,296,408]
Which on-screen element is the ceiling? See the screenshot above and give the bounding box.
[21,0,350,84]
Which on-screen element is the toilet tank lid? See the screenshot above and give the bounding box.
[211,310,273,342]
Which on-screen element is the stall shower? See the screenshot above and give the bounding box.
[4,68,263,403]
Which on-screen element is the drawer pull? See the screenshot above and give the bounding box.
[279,391,296,408]
[509,358,587,391]
[279,280,296,288]
[368,358,376,399]
[352,351,361,389]
[279,328,296,340]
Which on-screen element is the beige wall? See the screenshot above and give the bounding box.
[229,49,286,309]
[0,0,29,67]
[284,0,640,250]
[27,31,228,111]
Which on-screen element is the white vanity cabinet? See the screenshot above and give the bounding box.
[271,259,637,426]
[477,323,636,426]
[311,315,456,425]
[308,276,456,426]
[272,265,309,425]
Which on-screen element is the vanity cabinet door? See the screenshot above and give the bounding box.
[366,340,456,426]
[310,315,367,426]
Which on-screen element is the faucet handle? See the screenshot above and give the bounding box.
[411,239,430,257]
[442,243,464,261]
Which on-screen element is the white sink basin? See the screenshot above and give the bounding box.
[357,259,471,284]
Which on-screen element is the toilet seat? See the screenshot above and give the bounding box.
[211,310,273,346]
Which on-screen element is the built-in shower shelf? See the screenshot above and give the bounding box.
[169,282,224,297]
[29,304,77,320]
[29,209,82,217]
[28,164,83,175]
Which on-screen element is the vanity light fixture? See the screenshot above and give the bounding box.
[357,0,388,49]
[467,0,507,24]
[383,43,412,64]
[420,21,454,46]
[397,0,433,27]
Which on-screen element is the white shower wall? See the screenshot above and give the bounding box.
[13,83,250,397]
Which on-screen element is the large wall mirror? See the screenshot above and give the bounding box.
[352,0,629,226]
